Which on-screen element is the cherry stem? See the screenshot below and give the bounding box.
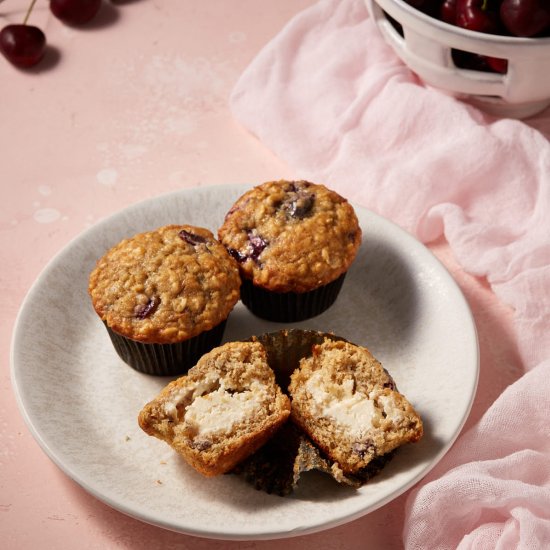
[23,0,38,25]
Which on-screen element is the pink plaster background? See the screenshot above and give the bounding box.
[1,1,521,548]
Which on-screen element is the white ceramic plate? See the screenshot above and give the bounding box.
[11,184,478,540]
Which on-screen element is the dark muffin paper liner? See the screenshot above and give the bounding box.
[104,320,227,376]
[240,272,347,323]
[248,328,347,392]
[234,422,394,496]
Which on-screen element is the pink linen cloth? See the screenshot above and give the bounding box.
[230,0,550,547]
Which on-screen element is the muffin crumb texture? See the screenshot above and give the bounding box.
[289,339,423,475]
[88,225,241,344]
[138,341,291,477]
[218,180,362,292]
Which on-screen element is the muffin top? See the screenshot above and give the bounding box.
[218,181,362,293]
[88,225,241,344]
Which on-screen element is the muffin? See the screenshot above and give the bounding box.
[138,341,291,476]
[234,330,398,495]
[288,339,423,476]
[218,180,361,322]
[88,224,241,376]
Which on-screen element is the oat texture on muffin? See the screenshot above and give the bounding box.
[289,339,423,475]
[138,341,291,477]
[218,180,362,293]
[88,225,241,344]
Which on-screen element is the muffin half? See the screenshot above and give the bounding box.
[138,341,291,476]
[289,339,423,475]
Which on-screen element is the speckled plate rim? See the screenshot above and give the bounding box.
[10,183,479,540]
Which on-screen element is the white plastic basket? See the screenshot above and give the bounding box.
[365,0,550,118]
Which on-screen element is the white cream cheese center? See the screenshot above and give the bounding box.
[305,371,381,436]
[184,385,264,436]
[163,375,267,436]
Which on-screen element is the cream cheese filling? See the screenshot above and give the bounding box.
[305,370,386,437]
[377,394,403,423]
[184,384,265,436]
[163,372,219,419]
[163,375,267,436]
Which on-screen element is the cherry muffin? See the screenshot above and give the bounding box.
[88,224,241,375]
[218,180,361,322]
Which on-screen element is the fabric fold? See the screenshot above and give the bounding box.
[404,360,550,549]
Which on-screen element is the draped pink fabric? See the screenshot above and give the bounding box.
[229,0,550,546]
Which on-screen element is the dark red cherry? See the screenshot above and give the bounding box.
[134,297,159,320]
[179,229,207,246]
[0,24,46,68]
[227,232,268,264]
[402,0,440,16]
[50,0,102,26]
[440,0,458,24]
[500,0,550,37]
[485,56,508,74]
[452,49,507,74]
[247,233,268,262]
[456,0,501,34]
[288,194,314,218]
[283,181,315,219]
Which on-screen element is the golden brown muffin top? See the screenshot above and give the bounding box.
[88,225,241,344]
[218,181,362,293]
